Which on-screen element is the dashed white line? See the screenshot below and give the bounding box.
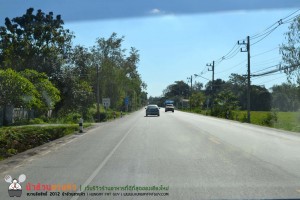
[14,165,22,169]
[209,137,221,144]
[70,125,135,200]
[66,139,76,145]
[40,150,51,156]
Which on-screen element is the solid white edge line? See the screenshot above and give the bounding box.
[70,125,135,200]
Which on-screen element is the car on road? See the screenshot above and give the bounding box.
[145,104,160,116]
[165,104,175,112]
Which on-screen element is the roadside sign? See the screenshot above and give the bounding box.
[102,98,110,108]
[124,97,129,106]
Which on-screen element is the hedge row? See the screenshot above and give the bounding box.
[0,125,79,159]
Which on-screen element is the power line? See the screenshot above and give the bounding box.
[250,9,300,46]
[252,64,280,74]
[251,64,298,78]
[251,56,281,66]
[215,59,247,74]
[256,74,287,85]
[251,71,282,80]
[251,26,280,46]
[281,8,300,21]
[215,43,240,64]
[251,47,279,58]
[251,9,300,40]
[210,8,300,67]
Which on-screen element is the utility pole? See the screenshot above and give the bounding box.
[187,75,193,111]
[207,61,215,109]
[96,64,100,122]
[238,36,251,123]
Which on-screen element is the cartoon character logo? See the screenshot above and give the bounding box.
[4,174,26,197]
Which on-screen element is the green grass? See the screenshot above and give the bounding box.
[274,112,300,132]
[232,111,300,132]
[183,108,300,133]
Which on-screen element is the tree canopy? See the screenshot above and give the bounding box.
[280,16,300,84]
[0,8,73,79]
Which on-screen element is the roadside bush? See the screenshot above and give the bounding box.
[28,118,45,124]
[93,111,124,122]
[0,125,78,158]
[11,118,29,126]
[64,112,82,123]
[242,113,248,123]
[191,108,202,114]
[261,110,278,127]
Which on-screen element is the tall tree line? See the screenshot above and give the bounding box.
[0,8,147,125]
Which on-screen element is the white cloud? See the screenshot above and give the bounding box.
[150,8,163,15]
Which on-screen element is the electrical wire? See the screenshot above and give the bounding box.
[256,74,287,85]
[215,59,247,74]
[251,26,280,46]
[215,43,239,63]
[201,8,300,84]
[250,9,300,46]
[251,64,280,74]
[250,9,300,39]
[251,71,282,80]
[251,57,281,67]
[251,47,279,58]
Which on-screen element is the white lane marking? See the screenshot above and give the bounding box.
[40,150,51,156]
[28,159,34,162]
[209,137,221,144]
[297,189,300,193]
[14,165,22,169]
[66,139,76,145]
[70,125,135,200]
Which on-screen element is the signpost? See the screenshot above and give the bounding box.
[102,98,110,110]
[124,97,129,112]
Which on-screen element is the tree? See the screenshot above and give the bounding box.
[226,73,247,109]
[250,85,271,111]
[0,69,39,125]
[53,68,94,118]
[193,81,203,92]
[69,45,93,81]
[163,81,190,98]
[190,92,205,109]
[91,33,145,111]
[280,16,300,84]
[271,83,300,111]
[204,78,226,109]
[20,69,60,113]
[0,69,39,108]
[205,78,226,96]
[163,80,190,107]
[0,8,74,80]
[212,90,239,118]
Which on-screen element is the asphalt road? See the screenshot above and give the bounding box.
[1,109,300,199]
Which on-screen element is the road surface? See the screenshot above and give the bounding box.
[1,109,300,199]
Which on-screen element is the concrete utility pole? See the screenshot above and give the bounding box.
[96,64,100,122]
[207,61,215,109]
[238,36,251,123]
[187,75,193,111]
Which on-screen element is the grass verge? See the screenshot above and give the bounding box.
[181,108,300,133]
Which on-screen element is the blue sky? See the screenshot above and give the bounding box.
[1,1,300,97]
